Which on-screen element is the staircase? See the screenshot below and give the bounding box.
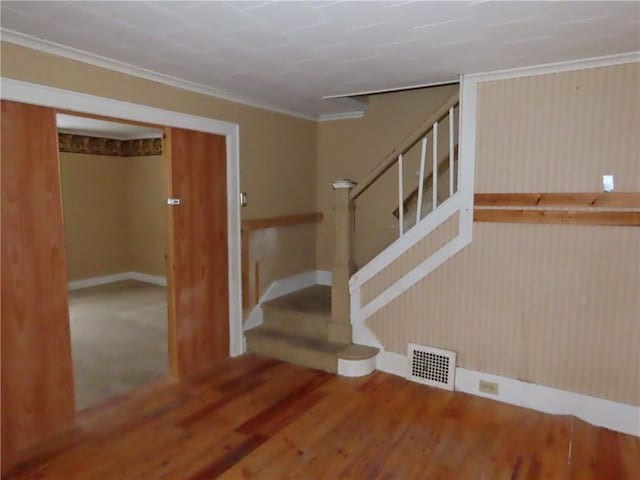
[245,88,472,376]
[246,285,379,374]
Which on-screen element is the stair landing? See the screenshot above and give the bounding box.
[246,285,378,375]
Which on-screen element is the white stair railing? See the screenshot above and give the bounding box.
[329,88,475,350]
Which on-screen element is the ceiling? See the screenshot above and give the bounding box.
[57,114,162,139]
[2,1,639,119]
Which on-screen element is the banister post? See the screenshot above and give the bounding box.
[330,179,357,344]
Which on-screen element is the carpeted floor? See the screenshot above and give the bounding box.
[69,280,168,411]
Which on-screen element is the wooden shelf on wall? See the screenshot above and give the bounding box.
[474,209,640,226]
[475,192,640,209]
[473,192,640,227]
[242,212,323,232]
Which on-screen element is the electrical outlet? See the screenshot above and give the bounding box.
[479,380,499,395]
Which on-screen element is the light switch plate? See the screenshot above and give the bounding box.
[603,175,614,192]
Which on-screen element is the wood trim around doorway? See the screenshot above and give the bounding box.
[0,77,244,359]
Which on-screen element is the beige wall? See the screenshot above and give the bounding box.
[60,152,129,280]
[249,223,318,301]
[2,41,318,289]
[126,155,166,277]
[316,84,458,270]
[60,153,165,281]
[363,62,640,406]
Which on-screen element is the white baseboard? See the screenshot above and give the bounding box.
[316,270,332,286]
[129,272,167,287]
[376,352,639,437]
[68,271,167,290]
[376,350,409,377]
[244,270,331,331]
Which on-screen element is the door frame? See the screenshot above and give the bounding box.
[1,77,244,357]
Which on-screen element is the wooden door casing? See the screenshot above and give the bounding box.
[165,127,229,378]
[1,100,76,463]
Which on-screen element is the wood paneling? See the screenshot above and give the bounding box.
[474,209,640,226]
[165,127,229,378]
[1,100,76,465]
[475,192,640,209]
[4,356,639,480]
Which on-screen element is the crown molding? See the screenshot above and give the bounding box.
[464,51,640,82]
[318,111,366,122]
[1,29,319,122]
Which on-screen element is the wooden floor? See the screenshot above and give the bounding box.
[4,355,639,479]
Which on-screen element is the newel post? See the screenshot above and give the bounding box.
[330,179,357,344]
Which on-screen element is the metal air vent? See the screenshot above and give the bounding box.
[407,343,456,390]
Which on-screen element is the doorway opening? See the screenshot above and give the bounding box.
[56,113,168,411]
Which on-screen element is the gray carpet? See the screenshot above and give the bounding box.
[69,280,168,411]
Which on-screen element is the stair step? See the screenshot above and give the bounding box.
[245,326,378,374]
[262,307,328,341]
[262,285,331,314]
[261,285,331,341]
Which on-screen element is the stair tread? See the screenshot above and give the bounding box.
[262,285,331,315]
[246,326,379,360]
[337,343,379,360]
[246,326,346,353]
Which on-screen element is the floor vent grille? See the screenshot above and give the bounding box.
[407,343,456,390]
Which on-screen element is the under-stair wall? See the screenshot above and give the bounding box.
[355,60,640,418]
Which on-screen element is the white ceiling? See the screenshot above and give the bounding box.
[56,113,162,139]
[2,1,639,118]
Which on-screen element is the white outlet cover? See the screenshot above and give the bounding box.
[603,175,614,192]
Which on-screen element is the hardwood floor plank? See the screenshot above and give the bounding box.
[219,376,368,479]
[281,374,411,479]
[235,371,332,436]
[4,356,639,480]
[569,418,640,480]
[130,364,320,480]
[187,434,268,480]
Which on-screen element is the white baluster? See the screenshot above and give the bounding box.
[449,107,454,196]
[432,121,438,211]
[416,137,427,223]
[398,154,404,236]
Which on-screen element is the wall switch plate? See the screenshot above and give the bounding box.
[479,380,499,395]
[603,175,614,192]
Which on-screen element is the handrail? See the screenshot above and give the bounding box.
[241,212,322,231]
[350,90,460,201]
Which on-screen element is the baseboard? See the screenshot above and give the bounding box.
[68,271,167,290]
[244,270,331,331]
[376,350,409,377]
[376,352,639,437]
[128,272,167,287]
[316,270,332,286]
